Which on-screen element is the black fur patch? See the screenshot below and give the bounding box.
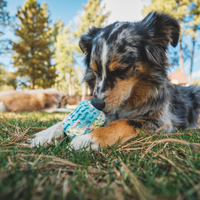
[127,120,143,129]
[79,12,200,132]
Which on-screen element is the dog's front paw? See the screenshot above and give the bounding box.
[70,134,99,151]
[28,122,65,147]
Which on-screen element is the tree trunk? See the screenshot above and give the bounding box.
[190,26,197,84]
[179,18,184,73]
[30,78,35,89]
[179,35,184,73]
[69,78,72,95]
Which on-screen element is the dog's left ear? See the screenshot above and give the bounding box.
[141,12,180,67]
[79,26,102,70]
[79,26,102,55]
[79,27,102,95]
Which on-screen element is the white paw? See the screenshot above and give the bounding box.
[70,134,99,151]
[28,122,65,147]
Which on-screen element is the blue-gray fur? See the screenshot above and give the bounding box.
[79,11,200,132]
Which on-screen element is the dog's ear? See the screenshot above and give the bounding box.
[79,27,102,95]
[83,67,96,95]
[79,26,102,55]
[140,12,180,67]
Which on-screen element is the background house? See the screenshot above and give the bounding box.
[168,72,189,86]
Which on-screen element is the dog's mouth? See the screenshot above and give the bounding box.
[91,98,105,111]
[91,96,122,113]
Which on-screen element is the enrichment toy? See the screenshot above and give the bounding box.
[63,100,106,139]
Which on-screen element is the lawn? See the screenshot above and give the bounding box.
[0,112,200,200]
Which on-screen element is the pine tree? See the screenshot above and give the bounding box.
[0,0,10,55]
[74,0,110,53]
[53,0,109,94]
[53,21,76,93]
[12,0,56,89]
[0,0,11,90]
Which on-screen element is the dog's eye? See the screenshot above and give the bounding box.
[111,65,133,78]
[118,67,127,71]
[113,67,128,74]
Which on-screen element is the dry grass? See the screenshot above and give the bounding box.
[0,112,200,200]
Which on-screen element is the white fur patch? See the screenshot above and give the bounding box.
[160,102,176,133]
[71,134,99,151]
[0,101,6,112]
[28,122,65,147]
[101,41,108,78]
[96,40,108,99]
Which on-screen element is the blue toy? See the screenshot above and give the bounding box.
[63,100,106,139]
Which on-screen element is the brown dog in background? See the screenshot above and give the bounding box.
[0,89,68,112]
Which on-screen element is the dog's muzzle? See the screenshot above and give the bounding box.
[91,97,105,111]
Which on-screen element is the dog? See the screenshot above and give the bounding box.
[28,12,200,150]
[0,88,68,112]
[64,94,92,105]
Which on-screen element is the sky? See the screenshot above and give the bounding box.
[1,0,200,81]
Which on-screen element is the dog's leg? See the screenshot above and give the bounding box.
[28,122,65,147]
[71,119,143,151]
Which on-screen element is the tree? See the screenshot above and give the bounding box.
[0,64,6,89]
[192,78,200,85]
[0,64,17,90]
[185,0,200,83]
[74,0,110,53]
[0,0,10,55]
[0,1,12,90]
[53,22,76,93]
[53,0,109,94]
[143,0,190,73]
[12,0,56,89]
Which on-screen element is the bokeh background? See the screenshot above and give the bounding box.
[0,0,199,94]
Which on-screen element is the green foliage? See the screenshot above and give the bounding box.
[53,0,109,94]
[75,0,109,37]
[185,0,200,39]
[0,0,11,54]
[74,0,110,54]
[143,0,200,82]
[0,65,17,90]
[53,22,75,92]
[12,0,56,89]
[5,72,17,89]
[0,0,9,27]
[143,0,190,21]
[192,78,200,85]
[0,65,7,90]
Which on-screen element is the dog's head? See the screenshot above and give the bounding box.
[80,12,180,112]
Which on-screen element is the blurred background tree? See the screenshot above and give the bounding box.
[2,0,199,93]
[143,0,190,73]
[74,0,110,53]
[185,0,200,83]
[143,0,200,85]
[53,22,76,93]
[53,0,109,94]
[0,64,17,90]
[0,0,10,54]
[0,0,17,91]
[12,0,56,89]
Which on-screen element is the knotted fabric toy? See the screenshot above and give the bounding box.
[63,100,106,139]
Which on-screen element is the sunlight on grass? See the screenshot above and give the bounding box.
[0,112,200,200]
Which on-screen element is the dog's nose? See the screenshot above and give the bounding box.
[91,97,105,110]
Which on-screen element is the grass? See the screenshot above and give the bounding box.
[0,112,200,200]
